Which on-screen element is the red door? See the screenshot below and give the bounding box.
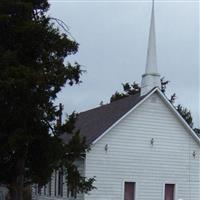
[165,184,175,200]
[124,182,135,200]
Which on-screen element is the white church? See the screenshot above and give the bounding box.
[32,2,200,200]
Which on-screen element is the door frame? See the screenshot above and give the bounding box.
[122,180,137,200]
[163,182,176,200]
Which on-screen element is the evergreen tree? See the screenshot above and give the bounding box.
[194,128,200,137]
[160,77,169,93]
[176,105,193,127]
[110,82,140,102]
[0,1,94,199]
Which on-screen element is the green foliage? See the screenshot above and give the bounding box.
[65,161,96,198]
[169,93,176,104]
[194,128,200,137]
[160,77,169,93]
[176,105,193,128]
[0,0,94,198]
[110,82,140,102]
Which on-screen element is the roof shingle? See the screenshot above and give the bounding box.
[61,93,146,145]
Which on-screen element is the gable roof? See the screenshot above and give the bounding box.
[60,92,147,145]
[61,88,200,146]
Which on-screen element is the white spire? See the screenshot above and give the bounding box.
[145,0,157,74]
[141,0,161,96]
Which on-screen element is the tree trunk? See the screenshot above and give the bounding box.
[9,157,25,200]
[9,187,23,200]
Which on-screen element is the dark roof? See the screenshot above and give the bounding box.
[61,93,147,145]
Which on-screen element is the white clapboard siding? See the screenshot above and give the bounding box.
[84,93,200,200]
[33,159,85,200]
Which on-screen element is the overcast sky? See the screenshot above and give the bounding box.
[48,0,199,127]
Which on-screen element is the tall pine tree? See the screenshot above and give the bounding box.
[0,1,94,199]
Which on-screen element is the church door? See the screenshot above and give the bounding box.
[124,182,135,200]
[165,184,175,200]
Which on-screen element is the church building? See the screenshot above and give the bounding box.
[33,2,200,200]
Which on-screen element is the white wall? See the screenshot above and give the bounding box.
[0,186,8,200]
[84,93,200,200]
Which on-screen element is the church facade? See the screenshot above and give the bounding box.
[33,88,200,200]
[32,2,200,200]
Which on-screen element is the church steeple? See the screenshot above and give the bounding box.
[141,0,161,96]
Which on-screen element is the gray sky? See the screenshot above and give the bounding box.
[49,0,199,127]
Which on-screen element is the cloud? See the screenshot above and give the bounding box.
[49,1,199,127]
